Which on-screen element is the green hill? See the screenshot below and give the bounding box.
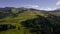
[0,8,60,34]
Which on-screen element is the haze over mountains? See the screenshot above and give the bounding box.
[0,7,60,11]
[0,7,60,14]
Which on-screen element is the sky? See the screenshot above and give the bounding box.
[0,0,60,11]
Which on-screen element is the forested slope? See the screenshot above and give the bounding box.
[0,8,60,34]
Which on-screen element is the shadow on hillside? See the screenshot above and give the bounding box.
[54,16,60,34]
[21,15,60,34]
[0,24,16,31]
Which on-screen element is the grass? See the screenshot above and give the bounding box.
[0,11,55,34]
[0,11,39,34]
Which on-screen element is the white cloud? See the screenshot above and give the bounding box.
[56,1,60,5]
[21,5,57,11]
[40,8,57,11]
[22,5,39,8]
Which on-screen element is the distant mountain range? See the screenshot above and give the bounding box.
[0,7,60,16]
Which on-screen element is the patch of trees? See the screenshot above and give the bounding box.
[0,12,10,19]
[0,7,28,18]
[21,15,60,34]
[0,24,16,31]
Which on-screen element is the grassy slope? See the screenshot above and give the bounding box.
[0,11,39,34]
[0,10,59,34]
[49,12,60,16]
